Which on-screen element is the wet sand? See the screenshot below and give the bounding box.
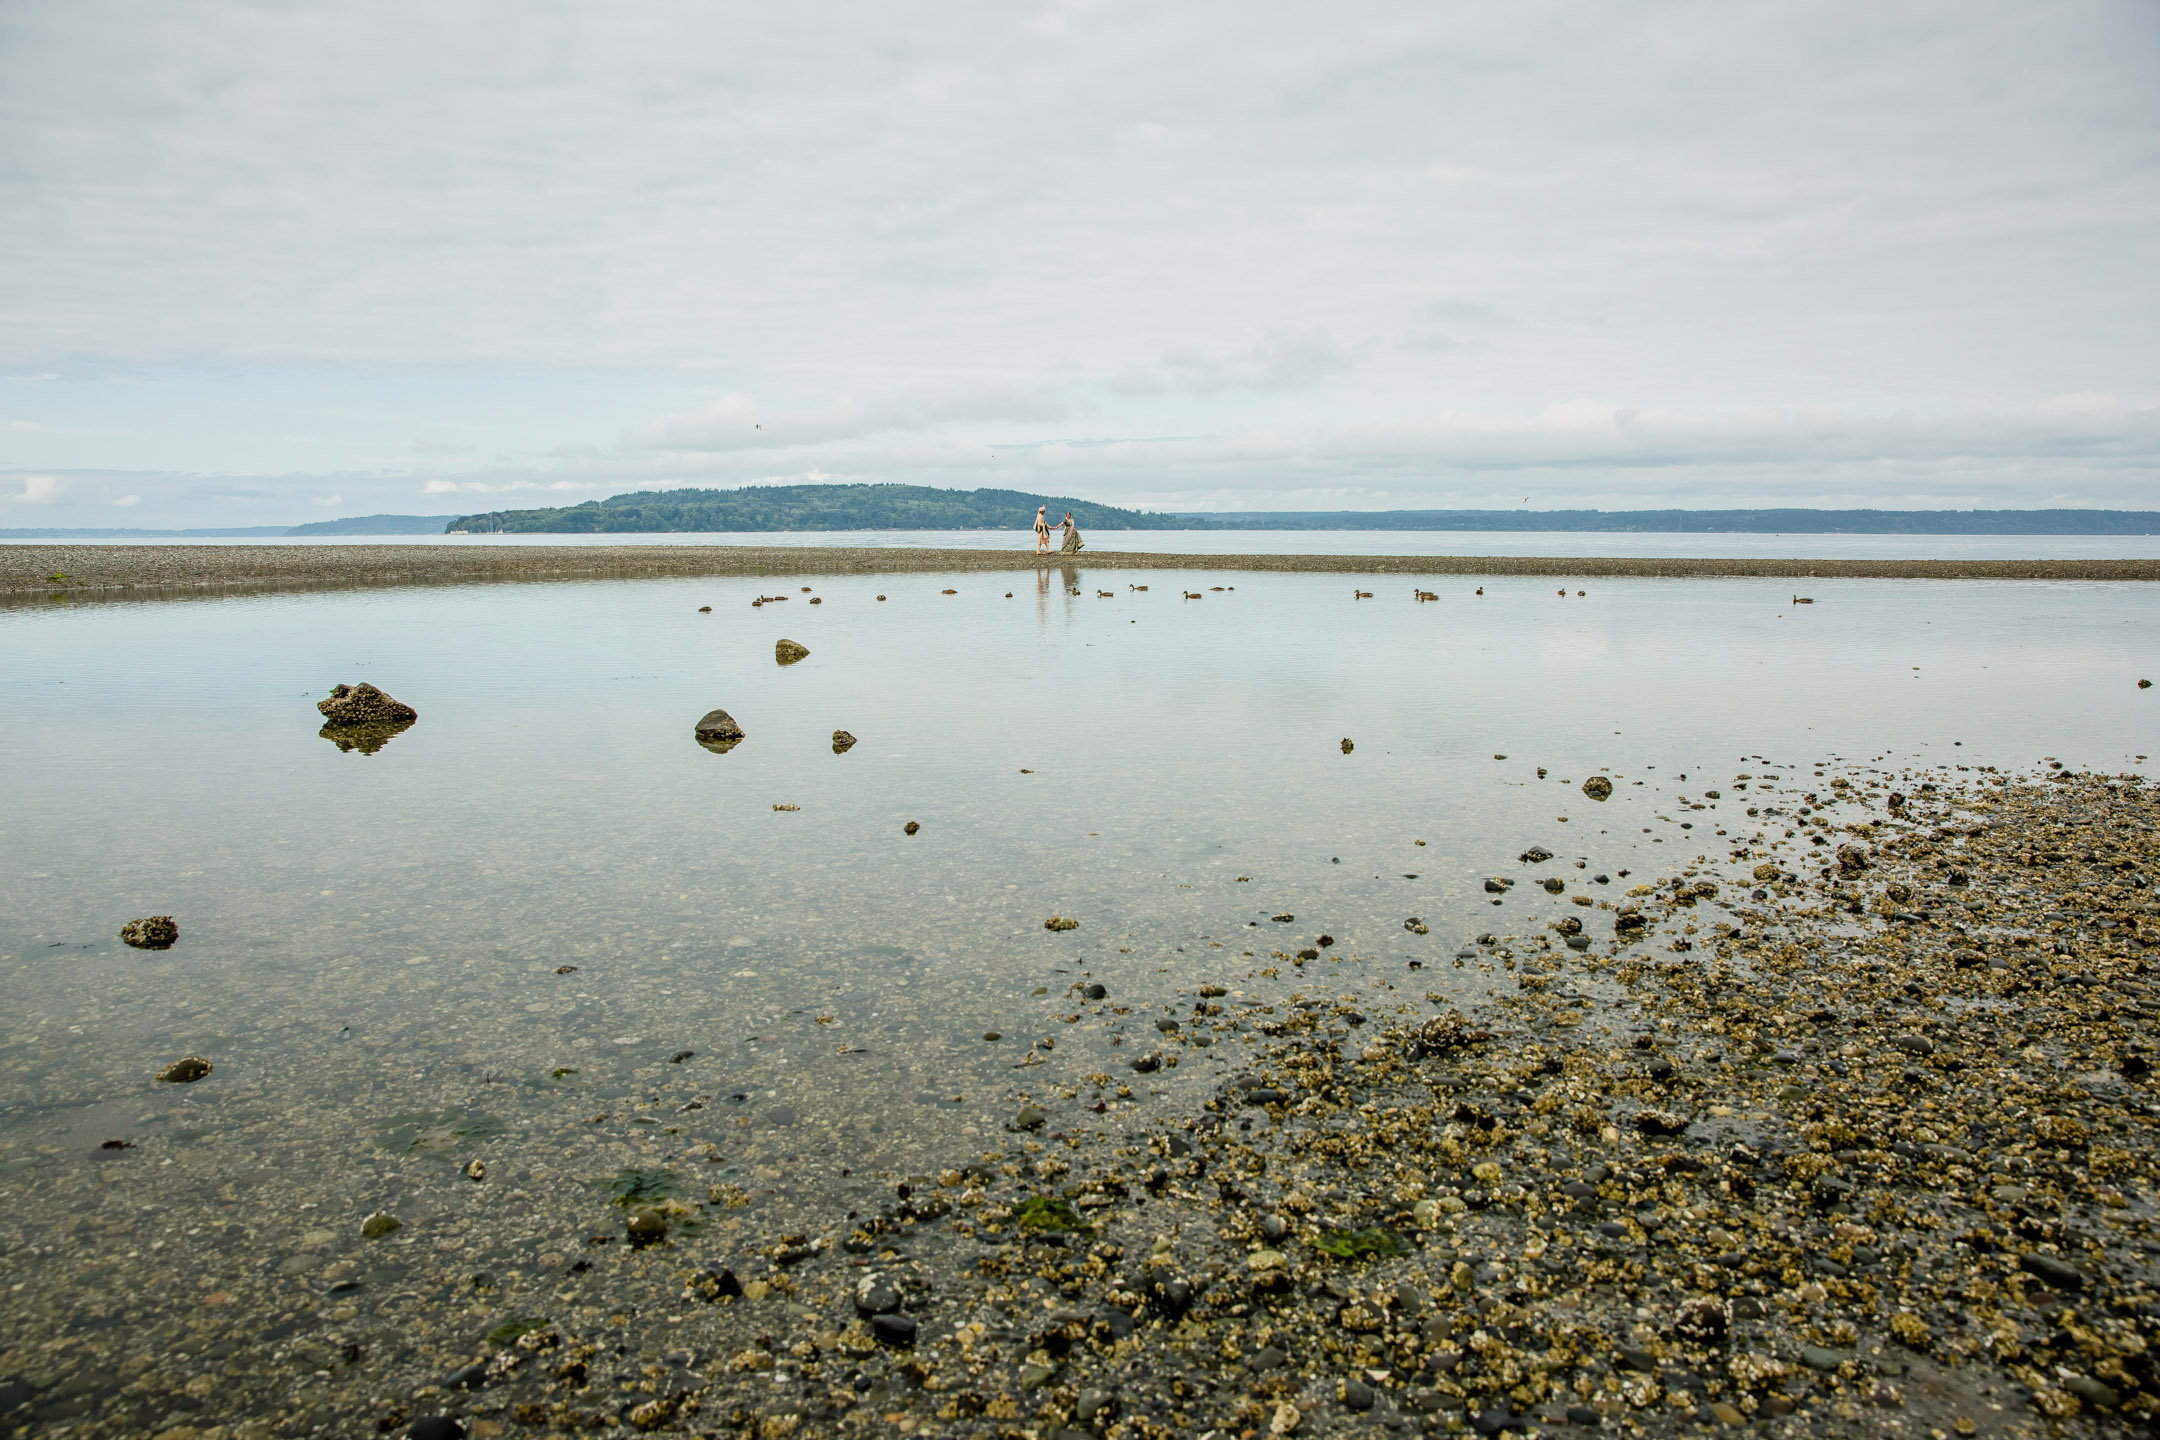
[6,543,2158,606]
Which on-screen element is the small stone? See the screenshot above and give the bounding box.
[1018,1361,1055,1388]
[1675,1298,1729,1344]
[1801,1346,1844,1373]
[408,1419,465,1440]
[463,1158,484,1182]
[1131,1053,1162,1073]
[831,730,857,753]
[1566,1405,1603,1426]
[1341,1377,1374,1411]
[2019,1253,2086,1291]
[693,708,745,752]
[854,1274,901,1315]
[774,638,810,664]
[1247,1345,1287,1370]
[624,1208,668,1245]
[1582,776,1613,801]
[1341,738,1354,754]
[903,820,919,834]
[1710,1402,1745,1425]
[1045,915,1079,931]
[982,1031,1001,1041]
[1081,982,1107,999]
[1075,1388,1115,1423]
[120,916,178,949]
[1014,1105,1046,1131]
[2065,1375,2121,1409]
[361,1211,402,1239]
[1271,1402,1301,1435]
[156,1056,211,1084]
[871,1313,917,1346]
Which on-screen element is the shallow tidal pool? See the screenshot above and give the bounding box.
[0,567,2151,1435]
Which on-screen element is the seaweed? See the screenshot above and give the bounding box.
[1311,1225,1409,1261]
[377,1111,507,1156]
[607,1167,680,1209]
[487,1317,550,1346]
[1015,1196,1092,1235]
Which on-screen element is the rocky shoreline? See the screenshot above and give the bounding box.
[8,764,2152,1440]
[6,543,2157,605]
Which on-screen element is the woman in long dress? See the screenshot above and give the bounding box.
[1060,511,1084,553]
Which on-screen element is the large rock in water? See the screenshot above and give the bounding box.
[317,682,418,754]
[695,708,745,754]
[1581,775,1613,801]
[775,639,810,665]
[318,682,416,725]
[832,730,858,753]
[120,915,178,950]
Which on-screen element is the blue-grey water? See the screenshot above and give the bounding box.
[3,567,2151,1184]
[0,566,2153,1429]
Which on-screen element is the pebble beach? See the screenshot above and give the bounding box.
[4,759,2155,1440]
[5,544,2158,606]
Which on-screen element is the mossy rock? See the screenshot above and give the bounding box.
[1312,1225,1409,1262]
[1015,1196,1092,1235]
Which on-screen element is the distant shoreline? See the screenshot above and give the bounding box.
[6,543,2158,605]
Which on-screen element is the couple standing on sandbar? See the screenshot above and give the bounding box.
[1033,505,1084,555]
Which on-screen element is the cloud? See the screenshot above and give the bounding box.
[0,1,2154,520]
[4,474,66,504]
[109,493,139,506]
[311,493,343,506]
[634,386,1071,453]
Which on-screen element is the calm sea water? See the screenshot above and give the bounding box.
[0,568,2152,1240]
[28,528,2160,559]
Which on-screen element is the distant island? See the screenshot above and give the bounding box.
[287,513,463,536]
[449,484,1186,533]
[448,486,2160,535]
[8,491,2156,539]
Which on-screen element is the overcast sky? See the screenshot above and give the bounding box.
[3,0,2157,526]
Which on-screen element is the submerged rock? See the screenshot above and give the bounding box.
[1581,775,1613,801]
[775,638,810,665]
[361,1211,402,1239]
[156,1056,212,1084]
[832,730,858,753]
[1044,915,1079,932]
[120,915,178,950]
[317,682,418,753]
[694,708,745,754]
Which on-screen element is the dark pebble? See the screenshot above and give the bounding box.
[871,1313,917,1346]
[409,1420,465,1440]
[2020,1253,2086,1291]
[1342,1377,1374,1410]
